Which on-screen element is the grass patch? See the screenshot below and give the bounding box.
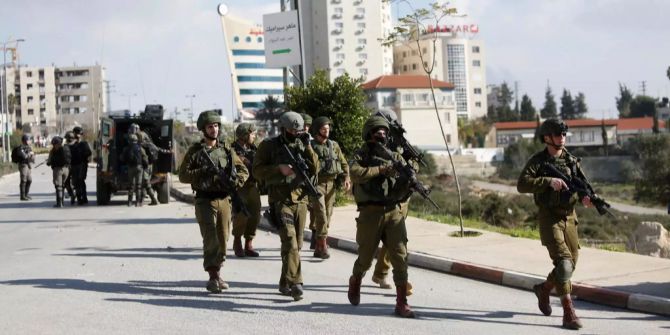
[409,209,541,240]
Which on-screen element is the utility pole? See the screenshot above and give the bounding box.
[104,80,115,113]
[1,38,25,162]
[640,81,647,96]
[186,94,196,125]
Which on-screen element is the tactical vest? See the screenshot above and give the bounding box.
[233,141,256,180]
[535,150,580,214]
[311,139,343,178]
[189,142,231,193]
[352,144,409,205]
[262,136,305,188]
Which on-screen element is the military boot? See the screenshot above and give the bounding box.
[70,192,76,205]
[313,238,330,259]
[24,181,32,200]
[244,239,259,257]
[147,188,158,206]
[533,281,554,316]
[348,275,362,306]
[233,236,245,257]
[137,190,144,207]
[53,189,63,208]
[394,283,416,318]
[127,193,134,207]
[561,295,583,330]
[205,267,229,293]
[19,182,28,201]
[372,275,392,289]
[309,230,317,250]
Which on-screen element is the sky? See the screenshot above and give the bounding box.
[2,0,669,122]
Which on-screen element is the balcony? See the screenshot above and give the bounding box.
[353,14,365,20]
[332,13,342,19]
[356,45,365,51]
[331,28,342,35]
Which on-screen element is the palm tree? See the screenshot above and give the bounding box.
[257,95,283,135]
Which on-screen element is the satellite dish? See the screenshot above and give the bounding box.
[217,3,229,16]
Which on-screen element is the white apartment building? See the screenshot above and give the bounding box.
[362,75,459,151]
[219,13,284,118]
[17,66,57,134]
[296,0,393,81]
[393,28,487,120]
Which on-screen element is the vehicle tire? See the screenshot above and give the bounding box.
[96,178,111,205]
[157,175,170,204]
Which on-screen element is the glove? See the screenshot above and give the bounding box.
[299,132,310,146]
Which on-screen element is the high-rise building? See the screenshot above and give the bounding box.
[296,0,393,81]
[393,28,487,120]
[219,13,283,119]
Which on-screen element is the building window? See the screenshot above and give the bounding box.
[445,112,451,123]
[474,88,482,94]
[336,68,346,75]
[335,22,343,28]
[359,53,367,59]
[422,47,427,54]
[28,109,34,115]
[336,53,345,60]
[402,51,407,58]
[411,50,417,56]
[245,36,251,42]
[356,7,365,14]
[475,102,482,107]
[412,64,417,70]
[334,7,343,13]
[472,46,480,53]
[446,134,451,143]
[359,68,368,75]
[234,36,240,43]
[473,60,481,67]
[336,38,344,45]
[357,22,365,29]
[27,97,34,102]
[26,71,32,77]
[358,38,367,44]
[257,37,263,43]
[27,84,33,90]
[403,65,408,71]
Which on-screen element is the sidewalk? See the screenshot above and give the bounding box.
[171,180,670,317]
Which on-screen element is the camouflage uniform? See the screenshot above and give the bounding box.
[517,118,585,330]
[121,134,149,207]
[179,111,248,293]
[231,123,262,257]
[308,116,349,259]
[14,135,35,201]
[347,116,415,318]
[71,127,92,205]
[253,111,319,301]
[47,136,71,208]
[129,124,163,206]
[63,132,76,204]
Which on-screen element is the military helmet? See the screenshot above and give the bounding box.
[128,134,139,142]
[21,134,29,142]
[72,126,83,135]
[51,136,63,145]
[128,123,140,134]
[310,116,332,136]
[279,111,304,131]
[299,113,313,126]
[362,116,390,141]
[539,119,569,137]
[375,108,399,124]
[196,110,221,131]
[64,131,74,141]
[235,123,256,138]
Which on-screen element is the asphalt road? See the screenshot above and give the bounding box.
[0,164,668,334]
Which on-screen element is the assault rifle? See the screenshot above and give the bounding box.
[281,142,321,199]
[201,148,249,217]
[541,163,615,218]
[377,143,440,210]
[377,113,427,167]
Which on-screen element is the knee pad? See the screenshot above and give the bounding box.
[554,259,574,283]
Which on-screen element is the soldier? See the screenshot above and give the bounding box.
[46,136,71,208]
[347,116,415,318]
[299,112,320,250]
[308,116,350,259]
[121,134,148,207]
[63,131,76,205]
[231,123,262,257]
[253,111,318,301]
[12,134,35,201]
[179,110,248,293]
[71,126,92,205]
[370,109,414,294]
[128,123,165,206]
[517,119,592,330]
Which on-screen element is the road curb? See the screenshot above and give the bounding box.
[170,185,670,317]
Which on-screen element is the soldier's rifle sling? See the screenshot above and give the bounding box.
[541,163,615,218]
[281,143,321,199]
[201,148,250,217]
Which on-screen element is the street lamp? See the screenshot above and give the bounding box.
[1,38,25,162]
[186,94,196,124]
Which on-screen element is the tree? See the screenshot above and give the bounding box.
[667,66,670,82]
[458,117,490,148]
[255,95,283,136]
[382,0,467,236]
[616,83,633,118]
[496,82,517,121]
[574,92,588,119]
[629,134,670,205]
[559,89,575,120]
[540,87,558,119]
[629,95,657,118]
[519,94,537,121]
[285,70,368,157]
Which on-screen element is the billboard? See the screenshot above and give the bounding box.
[263,11,302,68]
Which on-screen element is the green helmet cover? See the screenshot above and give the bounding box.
[235,122,256,138]
[197,110,221,131]
[362,116,390,141]
[310,116,332,136]
[299,113,312,125]
[540,119,569,136]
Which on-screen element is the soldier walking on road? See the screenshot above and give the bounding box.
[71,126,92,205]
[231,123,262,257]
[63,131,76,205]
[46,136,71,208]
[308,116,350,259]
[347,116,415,318]
[253,111,319,301]
[128,123,165,206]
[12,134,35,201]
[121,134,148,207]
[517,119,593,330]
[179,111,248,293]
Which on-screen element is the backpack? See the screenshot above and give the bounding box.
[11,146,21,163]
[126,144,142,165]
